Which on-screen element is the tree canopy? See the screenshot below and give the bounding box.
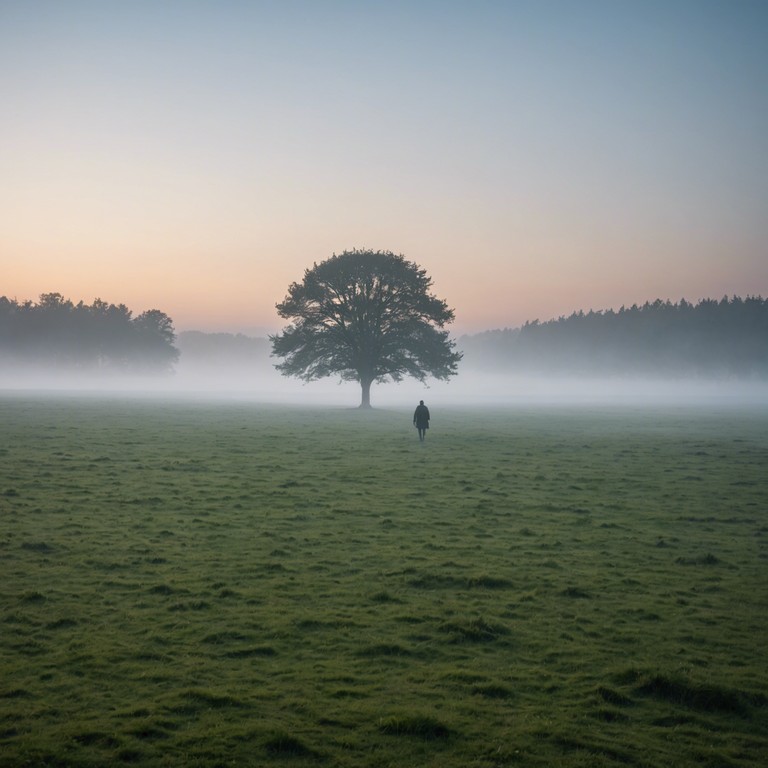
[0,293,179,373]
[271,249,462,407]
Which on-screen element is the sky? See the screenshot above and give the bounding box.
[2,0,767,336]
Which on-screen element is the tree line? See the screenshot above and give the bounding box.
[459,296,768,376]
[3,288,766,383]
[0,293,179,373]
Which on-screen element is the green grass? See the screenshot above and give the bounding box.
[1,394,767,767]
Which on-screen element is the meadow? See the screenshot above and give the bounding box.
[1,393,766,767]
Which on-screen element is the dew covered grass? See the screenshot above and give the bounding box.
[1,394,767,766]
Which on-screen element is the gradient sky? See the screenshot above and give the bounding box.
[2,0,767,335]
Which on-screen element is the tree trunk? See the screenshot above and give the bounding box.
[359,378,372,409]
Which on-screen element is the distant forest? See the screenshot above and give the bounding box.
[0,293,178,372]
[2,293,766,378]
[459,296,768,377]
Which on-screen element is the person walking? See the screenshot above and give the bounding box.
[413,400,430,442]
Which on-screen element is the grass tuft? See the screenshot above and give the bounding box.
[591,707,630,723]
[46,617,78,630]
[560,586,591,598]
[147,584,176,595]
[264,732,319,757]
[471,683,513,699]
[177,689,249,710]
[21,541,54,553]
[378,714,452,740]
[168,600,210,611]
[356,643,412,657]
[439,617,510,643]
[0,688,31,699]
[72,731,121,747]
[407,573,464,589]
[223,646,277,658]
[634,672,763,714]
[126,724,169,740]
[370,590,401,603]
[202,631,251,643]
[19,590,46,603]
[597,686,634,707]
[675,553,721,566]
[466,575,513,589]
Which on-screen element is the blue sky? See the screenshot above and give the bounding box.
[2,0,766,333]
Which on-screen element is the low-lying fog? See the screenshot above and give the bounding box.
[2,361,766,408]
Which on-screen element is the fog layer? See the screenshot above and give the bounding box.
[2,362,766,408]
[2,325,767,406]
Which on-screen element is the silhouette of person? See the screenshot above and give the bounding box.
[413,400,430,442]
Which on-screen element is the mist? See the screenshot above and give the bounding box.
[2,355,766,409]
[3,313,767,408]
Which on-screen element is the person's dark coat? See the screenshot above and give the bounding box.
[413,404,430,429]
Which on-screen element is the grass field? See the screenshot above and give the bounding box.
[1,394,767,767]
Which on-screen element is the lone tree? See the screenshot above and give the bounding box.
[271,249,462,407]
